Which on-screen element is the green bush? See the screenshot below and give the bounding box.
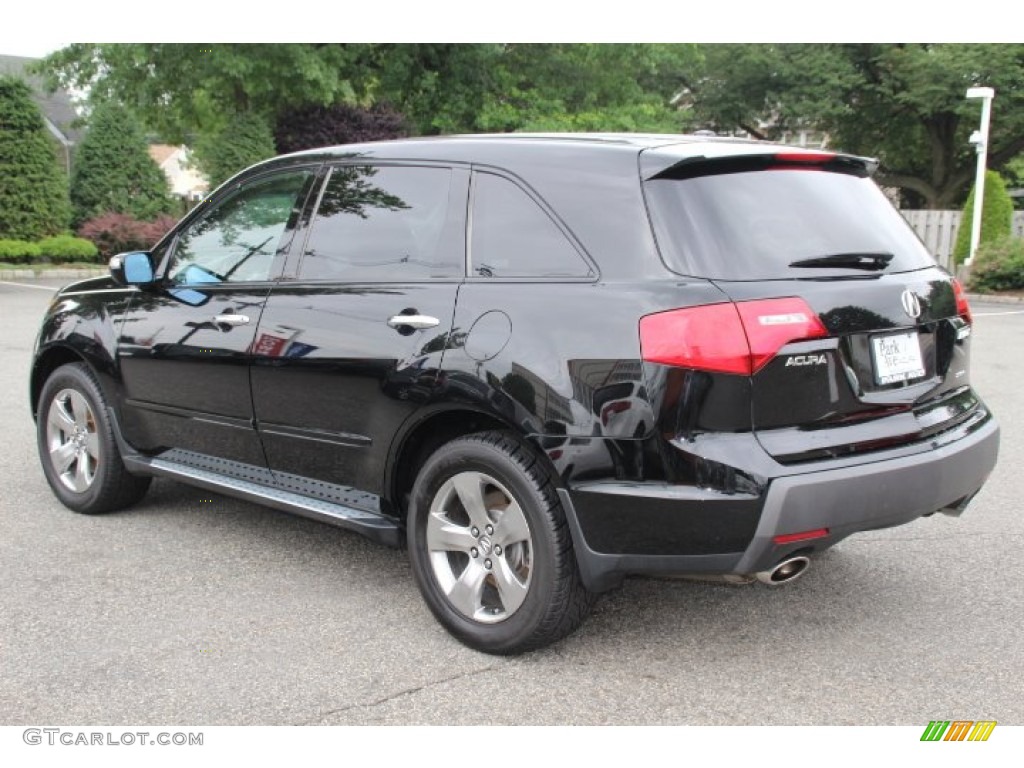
[969,236,1024,292]
[953,170,1014,264]
[37,235,100,261]
[0,77,71,240]
[0,239,42,263]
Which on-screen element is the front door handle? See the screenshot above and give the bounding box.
[213,313,250,327]
[387,314,440,330]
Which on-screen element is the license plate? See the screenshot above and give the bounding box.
[871,332,925,385]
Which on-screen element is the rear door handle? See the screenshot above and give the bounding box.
[387,314,440,330]
[213,314,250,327]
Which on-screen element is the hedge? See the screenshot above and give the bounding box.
[0,236,99,264]
[969,236,1024,292]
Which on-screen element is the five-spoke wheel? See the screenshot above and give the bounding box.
[407,431,594,654]
[45,388,101,493]
[36,363,150,514]
[426,471,534,623]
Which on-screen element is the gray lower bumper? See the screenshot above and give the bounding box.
[733,415,1000,574]
[562,415,1000,592]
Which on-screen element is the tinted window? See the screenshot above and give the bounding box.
[168,171,312,284]
[644,170,936,280]
[298,165,461,281]
[471,173,593,278]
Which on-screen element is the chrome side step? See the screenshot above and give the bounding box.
[123,454,401,547]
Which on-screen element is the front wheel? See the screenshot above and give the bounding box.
[407,431,594,654]
[36,363,151,514]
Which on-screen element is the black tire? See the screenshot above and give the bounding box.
[407,431,594,654]
[36,363,151,514]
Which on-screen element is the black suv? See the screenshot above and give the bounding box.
[31,134,1000,653]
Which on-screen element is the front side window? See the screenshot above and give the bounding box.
[470,172,593,279]
[168,170,313,285]
[297,165,461,281]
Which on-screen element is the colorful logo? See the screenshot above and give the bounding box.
[920,721,997,742]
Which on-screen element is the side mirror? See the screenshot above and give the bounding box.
[110,251,155,286]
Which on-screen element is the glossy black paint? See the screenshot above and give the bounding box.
[31,276,134,416]
[30,134,999,587]
[118,283,272,465]
[252,281,459,497]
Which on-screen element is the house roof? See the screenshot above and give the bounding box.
[148,144,178,167]
[0,54,83,145]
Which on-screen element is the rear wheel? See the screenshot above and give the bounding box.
[407,431,594,654]
[37,363,150,514]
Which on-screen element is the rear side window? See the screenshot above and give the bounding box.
[297,165,462,281]
[644,169,937,280]
[471,172,593,279]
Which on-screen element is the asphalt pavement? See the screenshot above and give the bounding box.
[0,279,1021,725]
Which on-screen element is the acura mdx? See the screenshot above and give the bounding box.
[31,134,1000,653]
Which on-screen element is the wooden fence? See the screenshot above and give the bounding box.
[900,209,1024,270]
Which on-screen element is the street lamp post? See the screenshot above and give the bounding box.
[965,86,995,267]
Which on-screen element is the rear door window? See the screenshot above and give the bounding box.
[296,165,463,281]
[644,168,937,280]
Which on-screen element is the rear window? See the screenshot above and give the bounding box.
[644,169,937,280]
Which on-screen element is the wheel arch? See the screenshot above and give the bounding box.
[31,345,90,420]
[386,405,561,519]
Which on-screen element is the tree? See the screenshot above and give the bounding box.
[484,44,697,133]
[39,44,362,144]
[684,44,1024,208]
[0,76,70,239]
[274,103,407,155]
[193,112,276,189]
[70,101,171,226]
[363,44,699,134]
[952,170,1014,263]
[39,44,700,142]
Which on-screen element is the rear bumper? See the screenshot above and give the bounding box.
[562,413,1000,592]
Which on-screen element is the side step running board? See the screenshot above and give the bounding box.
[123,454,402,548]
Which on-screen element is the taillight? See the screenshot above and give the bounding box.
[735,298,828,371]
[952,278,972,324]
[639,298,827,376]
[601,400,632,426]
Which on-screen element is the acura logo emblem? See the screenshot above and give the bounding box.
[901,290,922,319]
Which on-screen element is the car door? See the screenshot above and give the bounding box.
[118,166,319,466]
[251,163,467,502]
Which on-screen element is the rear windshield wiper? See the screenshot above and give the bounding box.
[788,252,894,271]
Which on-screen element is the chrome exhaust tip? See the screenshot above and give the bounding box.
[756,556,810,586]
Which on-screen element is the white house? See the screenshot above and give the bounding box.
[148,144,209,201]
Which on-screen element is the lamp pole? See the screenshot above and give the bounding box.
[965,87,995,267]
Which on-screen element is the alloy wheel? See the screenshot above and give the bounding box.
[426,470,533,624]
[46,388,100,493]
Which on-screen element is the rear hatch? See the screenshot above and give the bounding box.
[641,146,980,463]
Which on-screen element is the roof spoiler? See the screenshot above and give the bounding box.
[641,147,879,181]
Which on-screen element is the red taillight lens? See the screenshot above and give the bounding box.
[952,278,972,324]
[601,400,632,426]
[640,298,827,376]
[773,151,836,164]
[735,298,828,372]
[639,302,751,375]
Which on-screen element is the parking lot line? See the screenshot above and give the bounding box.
[0,281,58,291]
